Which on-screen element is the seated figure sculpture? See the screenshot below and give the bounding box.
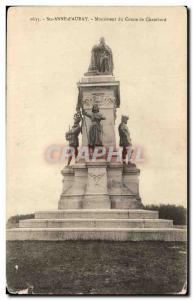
[87,37,114,75]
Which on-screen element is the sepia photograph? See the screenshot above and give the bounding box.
[6,6,187,295]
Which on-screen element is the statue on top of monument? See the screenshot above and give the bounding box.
[118,115,135,166]
[82,104,106,150]
[65,112,82,166]
[87,37,114,75]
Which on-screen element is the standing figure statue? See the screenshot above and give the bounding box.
[118,115,133,164]
[65,112,82,166]
[88,37,114,74]
[82,104,106,154]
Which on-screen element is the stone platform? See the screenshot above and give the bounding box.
[6,209,186,241]
[59,162,143,210]
[7,162,186,241]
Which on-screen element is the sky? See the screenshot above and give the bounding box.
[7,6,187,218]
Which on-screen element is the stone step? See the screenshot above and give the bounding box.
[35,209,159,220]
[19,218,173,229]
[6,228,186,241]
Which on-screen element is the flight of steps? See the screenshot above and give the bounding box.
[7,209,186,241]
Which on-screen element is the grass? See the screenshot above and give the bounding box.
[6,241,187,295]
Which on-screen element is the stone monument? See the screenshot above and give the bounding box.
[59,37,142,210]
[7,38,186,241]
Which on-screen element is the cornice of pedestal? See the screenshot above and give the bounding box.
[61,168,75,175]
[79,74,117,84]
[77,81,120,88]
[86,159,108,167]
[123,167,140,175]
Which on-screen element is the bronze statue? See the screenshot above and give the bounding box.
[65,112,82,165]
[88,37,114,75]
[118,115,132,164]
[82,104,106,149]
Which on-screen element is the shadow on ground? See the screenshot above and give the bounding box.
[6,241,187,295]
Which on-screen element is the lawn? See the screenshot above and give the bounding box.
[6,241,187,295]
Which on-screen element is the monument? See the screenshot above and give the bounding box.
[7,38,186,241]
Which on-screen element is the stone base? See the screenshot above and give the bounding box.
[35,209,159,219]
[19,219,173,229]
[111,196,143,209]
[58,195,83,209]
[7,228,186,241]
[60,162,142,210]
[83,195,110,209]
[6,209,187,241]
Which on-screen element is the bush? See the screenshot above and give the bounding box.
[144,204,187,225]
[7,213,35,229]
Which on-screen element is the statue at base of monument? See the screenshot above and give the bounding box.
[87,37,114,75]
[118,115,135,166]
[65,112,82,166]
[82,104,106,151]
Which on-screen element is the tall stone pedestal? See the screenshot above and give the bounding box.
[77,75,120,147]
